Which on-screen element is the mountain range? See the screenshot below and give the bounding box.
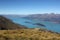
[22,13,60,24]
[4,13,60,24]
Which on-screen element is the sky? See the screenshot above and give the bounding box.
[0,0,60,15]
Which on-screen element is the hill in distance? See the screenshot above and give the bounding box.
[22,13,60,24]
[4,13,60,24]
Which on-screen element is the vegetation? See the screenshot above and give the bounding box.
[0,29,60,40]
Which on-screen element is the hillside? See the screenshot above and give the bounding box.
[0,16,27,30]
[0,29,60,40]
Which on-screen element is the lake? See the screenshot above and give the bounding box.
[5,16,60,33]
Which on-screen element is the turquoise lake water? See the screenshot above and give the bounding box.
[5,16,60,33]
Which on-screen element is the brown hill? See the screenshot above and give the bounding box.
[0,16,27,30]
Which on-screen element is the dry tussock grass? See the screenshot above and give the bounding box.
[0,29,60,40]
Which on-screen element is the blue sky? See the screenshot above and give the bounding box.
[0,0,60,15]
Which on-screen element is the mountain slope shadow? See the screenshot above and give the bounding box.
[0,15,27,30]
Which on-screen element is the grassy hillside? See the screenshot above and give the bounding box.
[0,29,60,40]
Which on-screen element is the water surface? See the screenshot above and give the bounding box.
[5,16,60,33]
